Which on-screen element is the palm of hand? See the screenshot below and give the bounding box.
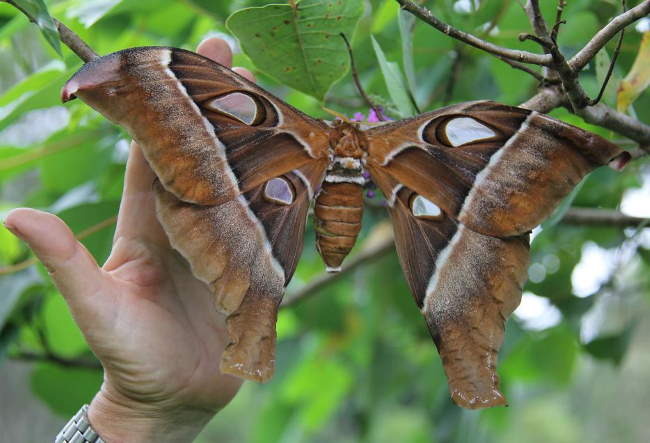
[4,39,251,432]
[90,145,241,413]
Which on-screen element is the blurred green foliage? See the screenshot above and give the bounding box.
[1,0,649,442]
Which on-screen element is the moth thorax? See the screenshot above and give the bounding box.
[330,122,366,158]
[314,181,364,272]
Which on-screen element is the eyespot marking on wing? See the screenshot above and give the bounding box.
[411,195,444,220]
[443,117,496,147]
[264,177,294,205]
[205,92,258,125]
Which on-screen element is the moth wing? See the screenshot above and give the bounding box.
[366,101,623,236]
[62,46,331,206]
[155,164,325,381]
[365,101,623,408]
[63,47,330,382]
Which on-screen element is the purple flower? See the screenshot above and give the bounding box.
[367,108,381,122]
[351,112,366,122]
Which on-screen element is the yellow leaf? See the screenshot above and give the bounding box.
[617,32,650,112]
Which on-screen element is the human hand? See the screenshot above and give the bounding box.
[4,38,255,443]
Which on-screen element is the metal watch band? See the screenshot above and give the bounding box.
[55,404,105,443]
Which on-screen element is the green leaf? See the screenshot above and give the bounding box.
[186,0,232,19]
[371,36,416,117]
[5,0,61,54]
[542,179,586,229]
[64,0,123,27]
[398,9,417,101]
[0,267,42,329]
[42,288,88,355]
[502,325,579,385]
[0,59,65,112]
[56,201,119,262]
[0,61,69,132]
[283,354,352,430]
[0,221,21,263]
[639,246,650,265]
[370,0,398,33]
[31,362,102,416]
[472,0,508,29]
[583,323,637,366]
[0,321,20,360]
[227,0,364,101]
[617,32,650,113]
[594,49,621,107]
[38,129,115,193]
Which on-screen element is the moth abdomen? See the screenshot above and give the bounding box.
[314,181,364,272]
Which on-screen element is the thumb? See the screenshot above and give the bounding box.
[4,208,103,316]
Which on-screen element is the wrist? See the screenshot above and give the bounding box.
[87,385,215,443]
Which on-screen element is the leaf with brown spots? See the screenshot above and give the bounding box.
[226,0,364,100]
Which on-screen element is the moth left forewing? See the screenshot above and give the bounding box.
[169,48,331,194]
[365,101,624,408]
[63,47,332,383]
[63,47,330,206]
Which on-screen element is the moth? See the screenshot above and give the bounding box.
[61,47,626,409]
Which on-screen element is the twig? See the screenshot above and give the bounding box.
[281,235,394,307]
[569,0,650,71]
[10,350,102,369]
[5,0,99,62]
[498,56,546,83]
[524,0,550,41]
[281,206,648,307]
[519,85,565,112]
[562,207,649,228]
[588,0,627,106]
[579,103,650,147]
[340,33,385,121]
[550,0,567,42]
[395,0,552,66]
[629,146,649,159]
[444,47,463,105]
[54,19,98,62]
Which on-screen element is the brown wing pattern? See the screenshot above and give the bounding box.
[64,47,626,407]
[62,47,329,382]
[366,101,623,408]
[168,49,330,195]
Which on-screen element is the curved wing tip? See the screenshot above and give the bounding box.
[451,388,508,409]
[608,151,631,171]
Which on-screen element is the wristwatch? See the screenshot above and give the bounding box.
[55,404,105,443]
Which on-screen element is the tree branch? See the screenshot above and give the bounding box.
[395,0,552,66]
[281,207,648,307]
[55,19,98,62]
[562,207,649,228]
[578,103,650,147]
[341,33,385,121]
[281,235,394,307]
[569,0,650,71]
[519,85,565,112]
[524,0,551,40]
[499,56,546,83]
